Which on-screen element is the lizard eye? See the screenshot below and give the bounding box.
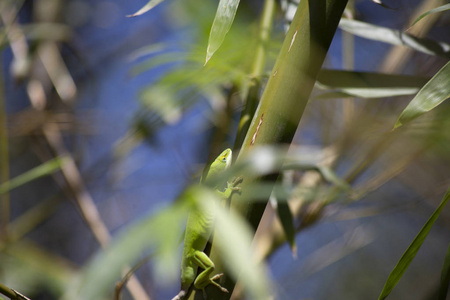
[221,157,227,162]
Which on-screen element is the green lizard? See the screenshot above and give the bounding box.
[171,148,240,300]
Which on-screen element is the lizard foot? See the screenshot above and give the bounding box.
[209,273,229,293]
[171,290,186,300]
[228,176,243,192]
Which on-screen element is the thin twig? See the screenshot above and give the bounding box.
[0,282,31,300]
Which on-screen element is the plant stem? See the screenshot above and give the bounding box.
[0,282,31,300]
[234,0,275,152]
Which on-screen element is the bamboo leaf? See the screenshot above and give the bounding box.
[127,0,165,17]
[272,195,297,257]
[0,156,67,195]
[70,196,190,300]
[394,60,450,129]
[438,243,450,300]
[205,0,241,64]
[339,19,450,58]
[378,187,450,300]
[316,69,429,98]
[206,189,271,300]
[409,3,450,29]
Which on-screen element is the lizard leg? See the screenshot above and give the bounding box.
[218,176,242,199]
[192,251,229,293]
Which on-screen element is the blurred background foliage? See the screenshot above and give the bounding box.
[0,0,449,299]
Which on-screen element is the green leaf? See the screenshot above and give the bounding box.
[273,196,297,257]
[69,197,190,300]
[438,242,450,300]
[205,0,241,64]
[0,156,67,195]
[378,187,450,300]
[339,19,450,59]
[205,188,271,300]
[316,69,429,98]
[394,60,450,129]
[409,3,450,29]
[127,0,165,17]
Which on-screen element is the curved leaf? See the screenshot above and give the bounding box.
[205,0,241,64]
[409,3,450,29]
[378,187,450,300]
[127,0,165,17]
[394,60,450,128]
[339,19,450,58]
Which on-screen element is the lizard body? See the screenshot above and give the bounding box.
[172,148,239,300]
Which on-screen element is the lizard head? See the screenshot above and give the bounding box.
[215,148,232,171]
[201,148,232,184]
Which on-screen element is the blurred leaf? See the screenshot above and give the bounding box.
[316,69,429,98]
[71,184,271,300]
[281,162,350,190]
[69,198,190,300]
[438,243,450,300]
[205,0,241,64]
[370,0,395,10]
[272,195,297,257]
[409,3,450,29]
[128,43,172,62]
[394,60,450,129]
[127,0,165,17]
[0,156,67,195]
[206,189,271,300]
[378,187,450,300]
[339,19,450,58]
[141,86,183,124]
[316,165,350,190]
[2,241,75,296]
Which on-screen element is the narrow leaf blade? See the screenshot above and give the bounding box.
[438,242,450,300]
[205,0,241,64]
[394,60,450,129]
[316,69,429,98]
[0,156,67,195]
[339,19,450,58]
[378,187,450,300]
[409,3,450,29]
[127,0,165,17]
[273,196,297,257]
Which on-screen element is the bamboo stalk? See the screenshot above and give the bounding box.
[188,0,349,299]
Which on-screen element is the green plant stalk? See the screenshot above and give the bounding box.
[0,283,16,299]
[235,0,348,229]
[0,282,30,300]
[234,0,276,151]
[192,0,349,299]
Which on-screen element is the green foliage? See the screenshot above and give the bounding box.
[394,61,450,128]
[339,18,450,58]
[0,156,67,195]
[2,0,450,300]
[409,3,450,29]
[378,188,450,300]
[205,0,241,64]
[316,70,429,99]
